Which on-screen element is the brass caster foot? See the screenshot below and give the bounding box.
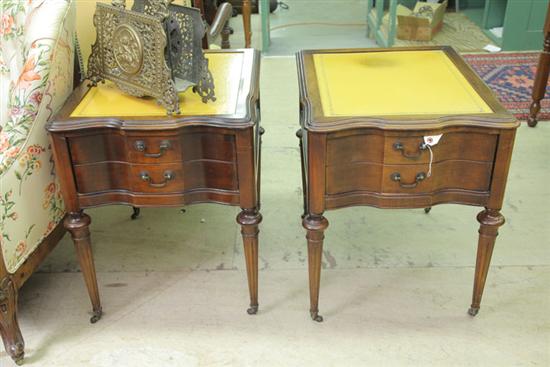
[468,307,479,317]
[424,207,432,214]
[10,343,24,365]
[131,207,140,220]
[90,309,103,323]
[247,305,258,315]
[310,311,323,322]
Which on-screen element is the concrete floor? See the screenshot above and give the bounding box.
[3,5,550,365]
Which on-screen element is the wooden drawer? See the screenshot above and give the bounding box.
[326,162,382,194]
[381,160,493,194]
[384,132,497,164]
[127,136,182,164]
[130,161,238,193]
[69,131,236,165]
[327,134,384,165]
[326,160,493,195]
[69,134,127,164]
[326,132,497,166]
[74,160,238,195]
[74,162,132,193]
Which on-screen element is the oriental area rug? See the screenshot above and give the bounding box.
[463,52,549,122]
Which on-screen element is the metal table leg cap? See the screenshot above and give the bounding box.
[247,305,258,315]
[310,311,323,322]
[468,307,479,317]
[90,310,103,323]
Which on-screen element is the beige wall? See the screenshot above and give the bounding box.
[76,0,115,65]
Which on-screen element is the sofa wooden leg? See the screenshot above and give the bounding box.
[0,277,24,365]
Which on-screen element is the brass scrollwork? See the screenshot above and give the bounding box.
[87,0,215,115]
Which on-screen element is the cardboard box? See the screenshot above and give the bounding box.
[397,0,448,41]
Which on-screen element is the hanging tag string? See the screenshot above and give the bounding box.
[426,144,434,177]
[423,134,442,178]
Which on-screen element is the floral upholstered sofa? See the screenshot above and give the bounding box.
[0,0,75,363]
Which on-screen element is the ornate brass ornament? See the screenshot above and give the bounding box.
[87,0,216,114]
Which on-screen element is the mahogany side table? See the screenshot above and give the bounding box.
[296,47,519,322]
[47,49,262,322]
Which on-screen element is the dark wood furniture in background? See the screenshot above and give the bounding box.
[528,3,550,127]
[195,0,251,48]
[47,49,262,322]
[243,0,252,47]
[297,47,519,322]
[195,0,234,49]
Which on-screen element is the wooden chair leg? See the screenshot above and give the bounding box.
[528,30,550,127]
[0,277,24,365]
[243,0,252,47]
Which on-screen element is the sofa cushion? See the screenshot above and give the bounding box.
[0,0,74,273]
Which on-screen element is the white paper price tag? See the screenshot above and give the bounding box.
[422,134,442,178]
[423,134,443,146]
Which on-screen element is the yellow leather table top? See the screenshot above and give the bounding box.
[313,50,493,117]
[71,53,245,117]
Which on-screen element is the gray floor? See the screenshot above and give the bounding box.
[2,55,548,366]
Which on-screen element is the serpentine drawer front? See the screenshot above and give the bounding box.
[46,49,263,325]
[325,131,497,195]
[297,47,519,322]
[69,130,238,195]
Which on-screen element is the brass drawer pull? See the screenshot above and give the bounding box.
[134,140,171,158]
[391,172,426,189]
[393,141,427,159]
[140,170,174,188]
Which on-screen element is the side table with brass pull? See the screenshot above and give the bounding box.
[47,49,262,322]
[297,47,519,322]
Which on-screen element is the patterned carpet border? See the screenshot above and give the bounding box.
[462,52,548,122]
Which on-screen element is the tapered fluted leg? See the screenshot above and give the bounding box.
[303,215,329,322]
[469,209,505,316]
[0,278,24,365]
[237,209,262,315]
[64,212,102,323]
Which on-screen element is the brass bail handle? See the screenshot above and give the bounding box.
[391,172,427,189]
[140,170,175,188]
[393,141,427,159]
[134,140,171,158]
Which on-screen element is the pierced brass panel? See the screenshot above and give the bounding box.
[87,0,215,115]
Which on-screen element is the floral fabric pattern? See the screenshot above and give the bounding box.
[15,144,45,194]
[0,0,75,273]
